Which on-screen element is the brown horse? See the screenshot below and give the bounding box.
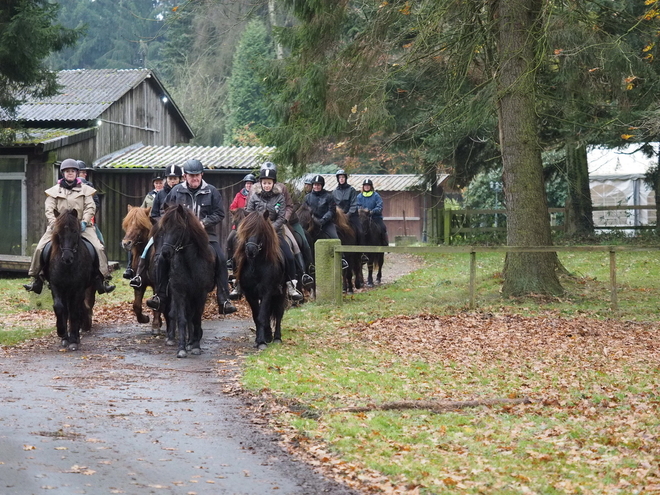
[121,205,164,330]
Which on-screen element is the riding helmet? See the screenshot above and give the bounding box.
[312,175,325,187]
[362,178,374,188]
[259,168,277,182]
[261,161,277,172]
[60,158,80,172]
[303,174,314,185]
[165,164,183,177]
[77,160,87,171]
[183,159,204,175]
[243,173,257,183]
[152,170,165,183]
[335,169,348,181]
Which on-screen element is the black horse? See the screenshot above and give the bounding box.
[234,210,287,350]
[152,205,215,358]
[358,209,387,287]
[297,204,362,294]
[48,209,97,351]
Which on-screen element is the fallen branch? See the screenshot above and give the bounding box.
[333,397,531,414]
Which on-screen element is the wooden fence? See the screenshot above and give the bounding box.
[442,205,657,244]
[314,240,660,310]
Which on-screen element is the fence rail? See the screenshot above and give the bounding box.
[313,240,660,311]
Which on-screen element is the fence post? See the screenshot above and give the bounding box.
[314,239,343,305]
[444,209,451,245]
[609,250,618,311]
[469,251,477,309]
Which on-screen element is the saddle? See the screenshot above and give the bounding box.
[42,238,97,266]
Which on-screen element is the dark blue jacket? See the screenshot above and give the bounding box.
[333,183,358,216]
[165,180,225,242]
[303,189,336,226]
[357,191,384,220]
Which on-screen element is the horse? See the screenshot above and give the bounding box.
[152,204,216,358]
[47,209,97,351]
[234,210,287,350]
[297,204,363,294]
[358,209,387,287]
[121,205,165,330]
[226,207,247,294]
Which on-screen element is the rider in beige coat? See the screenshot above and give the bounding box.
[24,158,115,295]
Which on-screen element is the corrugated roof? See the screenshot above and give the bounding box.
[94,145,275,170]
[10,127,91,145]
[310,174,448,192]
[9,69,152,122]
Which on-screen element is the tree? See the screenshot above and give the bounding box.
[225,19,275,145]
[0,0,79,121]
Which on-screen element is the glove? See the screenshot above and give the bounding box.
[267,206,278,221]
[80,221,87,232]
[312,217,322,227]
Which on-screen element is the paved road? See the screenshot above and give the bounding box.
[0,319,358,495]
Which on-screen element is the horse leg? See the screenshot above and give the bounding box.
[366,257,375,288]
[247,295,268,350]
[81,286,95,333]
[189,300,204,355]
[272,293,286,344]
[376,253,384,284]
[67,292,85,351]
[52,293,68,347]
[133,286,150,325]
[164,310,176,346]
[172,299,188,358]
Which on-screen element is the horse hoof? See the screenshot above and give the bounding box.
[256,343,267,350]
[151,328,161,336]
[177,350,187,358]
[138,315,150,324]
[61,339,69,348]
[191,347,201,355]
[366,282,374,288]
[166,339,176,346]
[68,343,78,351]
[273,339,282,345]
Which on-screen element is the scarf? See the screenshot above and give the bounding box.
[362,190,374,197]
[58,178,80,190]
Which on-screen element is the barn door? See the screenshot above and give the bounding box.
[0,156,26,255]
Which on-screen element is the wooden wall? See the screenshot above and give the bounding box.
[381,190,428,240]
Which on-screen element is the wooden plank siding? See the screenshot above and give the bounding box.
[380,190,428,240]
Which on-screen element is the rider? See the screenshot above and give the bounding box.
[230,173,256,211]
[140,171,165,209]
[77,160,105,245]
[24,158,115,295]
[357,178,389,246]
[303,175,339,239]
[124,164,183,280]
[155,159,237,314]
[258,162,313,287]
[332,169,361,244]
[246,168,304,301]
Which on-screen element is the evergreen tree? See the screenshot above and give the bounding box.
[225,19,275,145]
[0,0,80,123]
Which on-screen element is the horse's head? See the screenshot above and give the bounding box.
[235,211,282,269]
[52,209,81,265]
[231,207,247,229]
[121,205,152,252]
[155,204,210,262]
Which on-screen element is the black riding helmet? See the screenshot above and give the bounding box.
[152,170,165,183]
[183,159,204,175]
[362,178,374,188]
[259,168,277,182]
[165,164,183,177]
[243,173,256,183]
[312,175,325,187]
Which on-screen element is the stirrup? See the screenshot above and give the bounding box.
[221,300,237,314]
[226,259,233,269]
[341,259,349,270]
[361,254,369,263]
[129,275,143,289]
[302,273,314,287]
[23,278,44,295]
[229,288,241,300]
[146,295,161,311]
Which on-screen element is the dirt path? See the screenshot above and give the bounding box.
[0,320,359,495]
[0,253,422,495]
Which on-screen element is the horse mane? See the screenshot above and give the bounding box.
[51,209,80,250]
[334,209,355,242]
[155,205,214,265]
[296,203,314,233]
[122,205,152,233]
[235,211,282,274]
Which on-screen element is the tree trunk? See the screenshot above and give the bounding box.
[564,137,594,237]
[496,0,564,297]
[656,146,660,236]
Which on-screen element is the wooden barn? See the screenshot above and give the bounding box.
[93,144,275,262]
[0,68,193,260]
[313,173,449,242]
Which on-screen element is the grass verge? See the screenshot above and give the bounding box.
[243,251,660,494]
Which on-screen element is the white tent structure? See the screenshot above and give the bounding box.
[588,144,658,228]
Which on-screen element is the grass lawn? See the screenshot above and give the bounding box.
[243,250,660,494]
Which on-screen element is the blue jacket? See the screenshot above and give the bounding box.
[356,191,384,220]
[303,189,336,226]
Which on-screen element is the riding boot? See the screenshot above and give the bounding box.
[96,275,116,295]
[123,250,134,279]
[129,257,147,288]
[23,275,44,295]
[287,280,303,301]
[294,253,314,287]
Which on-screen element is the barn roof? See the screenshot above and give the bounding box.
[588,144,657,180]
[309,174,449,192]
[4,69,193,138]
[94,144,275,171]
